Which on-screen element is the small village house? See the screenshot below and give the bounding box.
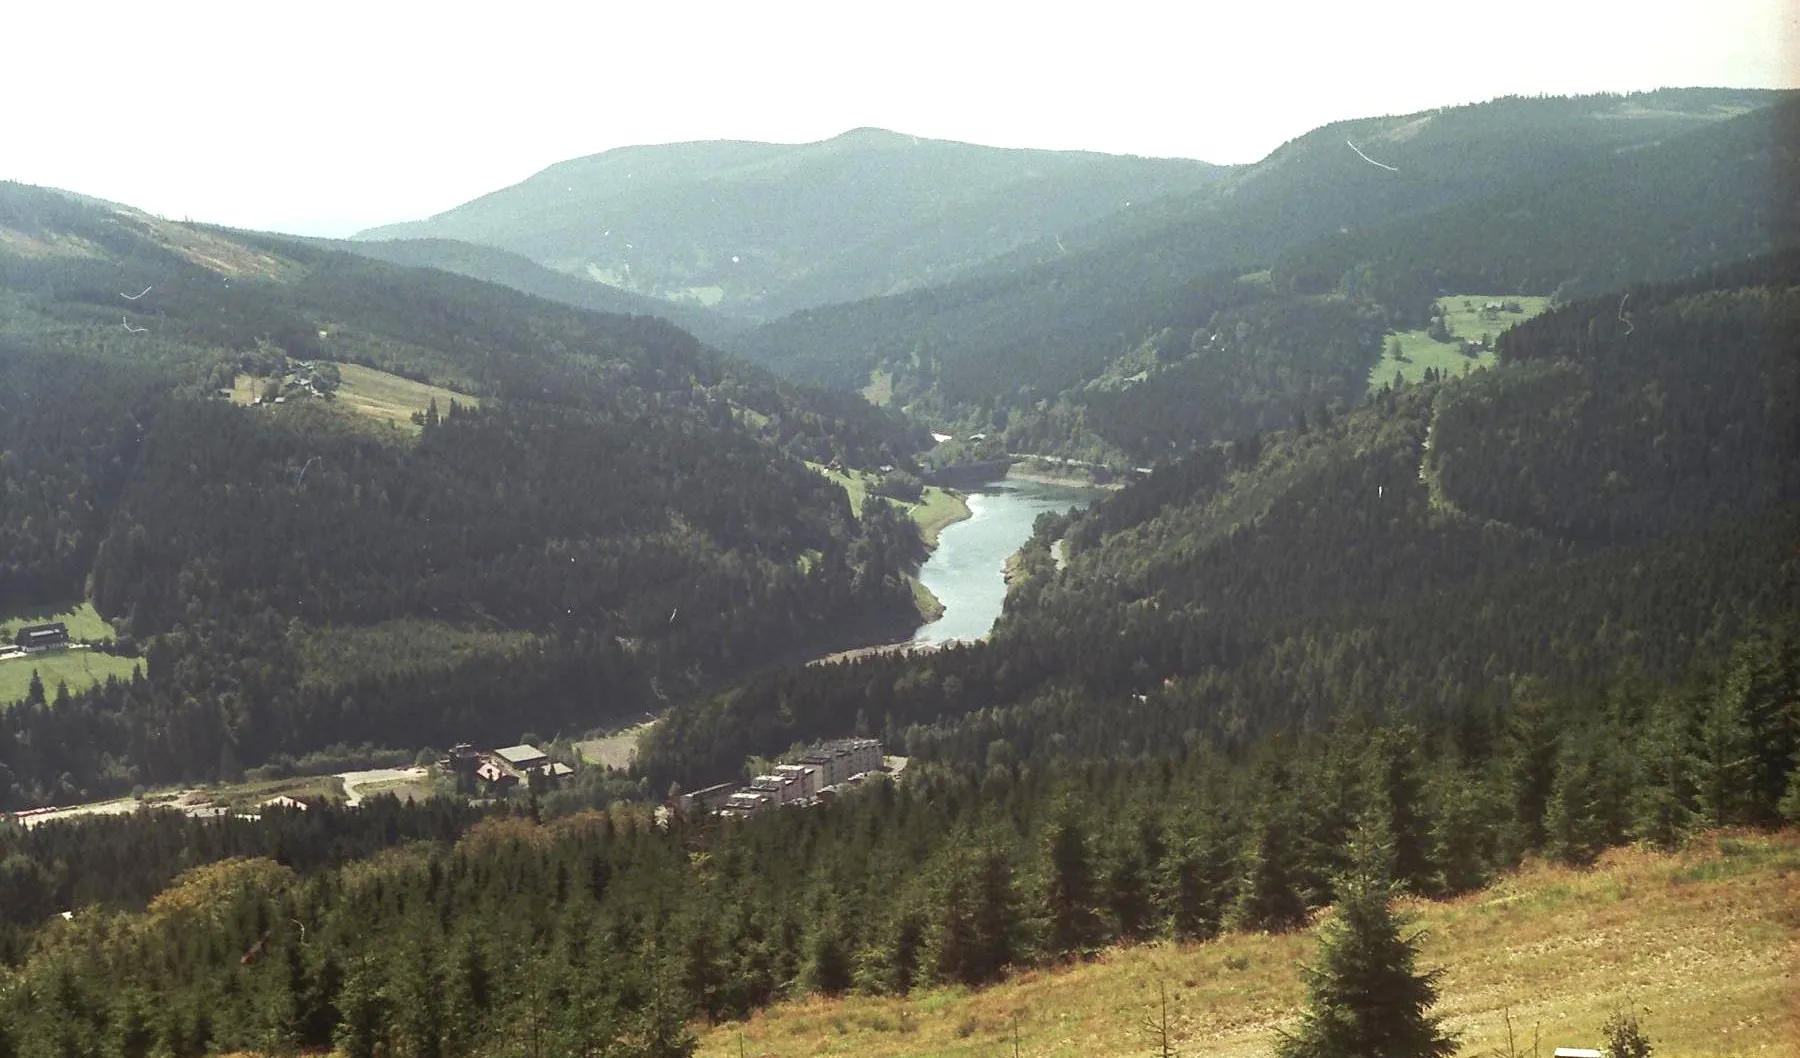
[14,623,70,653]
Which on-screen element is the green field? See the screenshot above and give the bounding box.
[809,463,970,546]
[0,600,114,644]
[0,601,137,704]
[0,650,140,705]
[699,831,1800,1058]
[861,367,894,407]
[1369,294,1551,393]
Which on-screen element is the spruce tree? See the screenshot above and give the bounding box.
[1043,810,1101,956]
[1275,826,1456,1058]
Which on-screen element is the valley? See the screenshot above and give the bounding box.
[1,81,1796,1058]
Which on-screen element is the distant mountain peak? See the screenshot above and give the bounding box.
[352,132,1223,320]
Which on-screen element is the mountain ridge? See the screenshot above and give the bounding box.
[354,128,1226,320]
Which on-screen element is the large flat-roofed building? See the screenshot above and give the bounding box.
[721,790,775,818]
[494,744,549,773]
[798,738,883,786]
[749,773,808,806]
[772,763,819,800]
[677,782,742,817]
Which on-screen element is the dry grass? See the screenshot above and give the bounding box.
[118,211,297,280]
[698,831,1800,1058]
[576,721,658,771]
[329,362,481,430]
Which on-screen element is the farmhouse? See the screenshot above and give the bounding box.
[14,623,70,653]
[494,744,550,773]
[475,762,517,791]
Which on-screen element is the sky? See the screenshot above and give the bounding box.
[3,0,1794,237]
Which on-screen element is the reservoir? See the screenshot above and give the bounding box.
[913,478,1100,645]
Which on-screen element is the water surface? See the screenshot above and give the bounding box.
[913,479,1099,645]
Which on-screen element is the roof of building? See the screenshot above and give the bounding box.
[18,622,68,637]
[495,744,548,766]
[545,762,575,777]
[1553,1050,1602,1058]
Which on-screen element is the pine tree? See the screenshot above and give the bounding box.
[1631,694,1697,849]
[1362,727,1435,894]
[1232,776,1309,933]
[332,955,390,1058]
[1275,826,1457,1058]
[1694,680,1754,827]
[1042,810,1101,956]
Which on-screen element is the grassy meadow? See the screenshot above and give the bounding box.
[698,831,1800,1058]
[809,463,970,546]
[0,601,137,704]
[0,649,140,705]
[1369,294,1551,393]
[231,363,482,433]
[0,600,115,644]
[329,363,482,430]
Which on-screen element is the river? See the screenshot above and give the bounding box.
[912,479,1101,645]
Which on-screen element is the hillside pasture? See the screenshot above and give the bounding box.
[575,720,658,771]
[1369,294,1550,393]
[0,601,136,705]
[699,831,1800,1058]
[0,649,140,706]
[329,362,482,429]
[0,600,115,645]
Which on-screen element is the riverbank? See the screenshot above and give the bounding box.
[911,486,971,548]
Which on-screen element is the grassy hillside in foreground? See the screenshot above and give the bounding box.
[700,832,1799,1058]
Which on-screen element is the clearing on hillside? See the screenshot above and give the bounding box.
[699,831,1799,1058]
[808,463,970,547]
[0,650,140,706]
[0,601,137,705]
[326,363,482,429]
[0,600,115,645]
[229,363,481,432]
[1369,294,1551,393]
[575,720,659,771]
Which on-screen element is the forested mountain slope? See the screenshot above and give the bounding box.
[645,251,1800,788]
[312,235,741,344]
[356,128,1224,320]
[0,182,928,810]
[730,90,1794,440]
[0,193,1795,1058]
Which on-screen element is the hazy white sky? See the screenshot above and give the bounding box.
[3,0,1793,236]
